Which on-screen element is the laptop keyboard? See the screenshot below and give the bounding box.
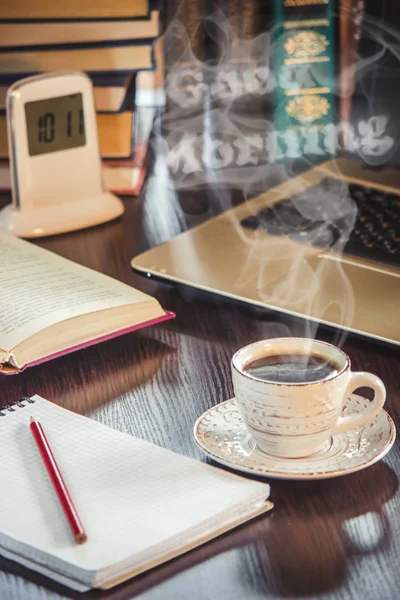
[240,178,400,268]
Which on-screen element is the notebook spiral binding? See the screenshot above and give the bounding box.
[0,397,36,417]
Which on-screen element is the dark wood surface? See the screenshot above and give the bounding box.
[0,166,400,600]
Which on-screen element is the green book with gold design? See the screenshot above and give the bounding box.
[274,0,335,156]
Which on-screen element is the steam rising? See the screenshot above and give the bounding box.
[143,3,399,345]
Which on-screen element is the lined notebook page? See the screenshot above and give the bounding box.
[0,396,270,588]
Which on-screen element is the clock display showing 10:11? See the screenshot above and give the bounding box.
[24,93,87,157]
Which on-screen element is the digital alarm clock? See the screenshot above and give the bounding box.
[0,71,124,237]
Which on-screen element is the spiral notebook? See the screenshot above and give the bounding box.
[0,395,272,591]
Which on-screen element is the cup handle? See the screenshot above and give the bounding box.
[331,372,386,435]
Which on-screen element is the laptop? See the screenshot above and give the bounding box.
[132,2,400,345]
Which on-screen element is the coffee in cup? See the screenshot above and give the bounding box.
[231,338,386,459]
[243,352,342,384]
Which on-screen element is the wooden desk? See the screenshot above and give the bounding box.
[0,179,399,600]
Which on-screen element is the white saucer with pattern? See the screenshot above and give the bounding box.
[193,395,396,480]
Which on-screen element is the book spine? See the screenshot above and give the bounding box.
[0,3,151,22]
[165,0,206,65]
[340,0,365,127]
[218,0,240,41]
[274,0,335,158]
[0,40,156,81]
[210,0,261,99]
[0,76,135,114]
[164,0,206,109]
[241,0,260,41]
[215,0,260,42]
[179,0,206,63]
[0,38,156,53]
[108,74,136,113]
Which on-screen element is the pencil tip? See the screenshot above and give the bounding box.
[30,416,36,424]
[76,533,87,545]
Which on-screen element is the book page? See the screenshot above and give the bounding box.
[0,232,154,350]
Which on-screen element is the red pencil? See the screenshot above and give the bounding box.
[30,417,87,545]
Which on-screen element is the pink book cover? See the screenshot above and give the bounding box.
[0,310,175,375]
[102,142,149,196]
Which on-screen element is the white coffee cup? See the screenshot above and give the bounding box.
[231,338,386,459]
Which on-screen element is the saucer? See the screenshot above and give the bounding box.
[193,395,396,480]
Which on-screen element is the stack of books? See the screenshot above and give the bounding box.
[0,0,163,196]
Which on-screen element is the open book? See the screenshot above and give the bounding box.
[0,395,272,591]
[0,232,173,374]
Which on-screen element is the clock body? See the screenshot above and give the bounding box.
[1,71,124,237]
